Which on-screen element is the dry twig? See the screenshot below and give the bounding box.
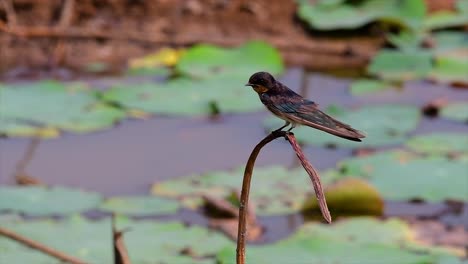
[236,131,331,264]
[14,137,42,185]
[0,227,89,264]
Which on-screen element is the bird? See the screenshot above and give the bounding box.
[245,71,365,142]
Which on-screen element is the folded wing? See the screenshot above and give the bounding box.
[273,100,366,142]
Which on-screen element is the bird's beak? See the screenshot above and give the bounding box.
[245,83,253,87]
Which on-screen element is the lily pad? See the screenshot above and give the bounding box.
[102,75,263,116]
[176,41,283,79]
[349,79,392,95]
[218,217,460,264]
[0,216,232,264]
[103,41,283,116]
[0,119,59,138]
[99,196,180,215]
[0,216,112,263]
[367,50,433,81]
[0,186,102,216]
[406,133,468,155]
[387,30,425,52]
[336,150,468,202]
[0,81,125,137]
[428,56,468,86]
[152,165,329,216]
[432,31,468,53]
[264,105,420,148]
[297,0,426,31]
[120,219,233,263]
[440,102,468,123]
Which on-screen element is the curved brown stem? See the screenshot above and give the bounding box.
[236,131,331,264]
[236,131,284,264]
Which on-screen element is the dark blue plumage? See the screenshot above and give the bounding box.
[246,72,365,142]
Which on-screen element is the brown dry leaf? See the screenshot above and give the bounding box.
[407,218,467,255]
[203,193,263,242]
[15,174,43,186]
[209,219,263,242]
[352,148,377,157]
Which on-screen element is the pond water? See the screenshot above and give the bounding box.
[1,68,467,243]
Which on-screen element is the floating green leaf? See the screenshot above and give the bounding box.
[368,50,432,81]
[0,81,125,137]
[406,133,468,155]
[176,41,283,79]
[336,150,468,202]
[103,41,283,116]
[99,196,180,215]
[349,79,392,95]
[387,30,425,51]
[0,216,112,263]
[432,31,468,53]
[0,186,102,216]
[0,119,59,138]
[264,105,420,148]
[152,165,330,215]
[120,219,233,263]
[218,217,460,264]
[0,216,232,263]
[297,0,426,31]
[102,75,262,116]
[440,102,468,123]
[428,56,468,86]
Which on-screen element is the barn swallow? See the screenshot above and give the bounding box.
[246,72,365,142]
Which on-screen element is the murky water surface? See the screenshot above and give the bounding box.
[1,68,467,241]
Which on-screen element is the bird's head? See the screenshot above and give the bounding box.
[245,72,276,93]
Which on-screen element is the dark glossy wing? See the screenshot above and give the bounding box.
[272,100,366,141]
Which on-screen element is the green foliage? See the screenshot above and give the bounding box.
[440,102,468,122]
[0,186,102,216]
[102,75,263,116]
[367,50,433,81]
[349,79,393,95]
[152,166,319,215]
[264,105,421,148]
[176,41,283,79]
[429,55,468,85]
[0,216,232,263]
[218,217,461,264]
[298,0,468,32]
[120,219,233,263]
[336,150,468,202]
[0,81,125,138]
[297,1,468,86]
[406,132,468,155]
[297,0,426,30]
[103,41,283,116]
[0,216,112,263]
[99,196,180,215]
